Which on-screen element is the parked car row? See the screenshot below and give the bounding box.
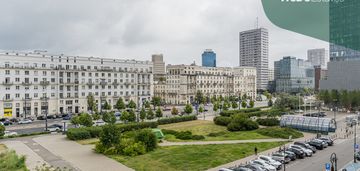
[303,112,327,117]
[220,137,334,171]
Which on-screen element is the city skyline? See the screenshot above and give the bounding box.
[0,0,327,68]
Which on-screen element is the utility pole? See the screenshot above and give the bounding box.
[355,123,357,163]
[283,145,286,171]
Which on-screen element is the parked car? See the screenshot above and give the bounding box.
[245,164,268,171]
[4,131,18,136]
[284,151,297,161]
[2,120,12,126]
[47,115,57,119]
[63,114,72,120]
[37,115,46,120]
[18,119,32,124]
[286,148,305,159]
[319,137,334,146]
[25,117,35,121]
[9,118,19,123]
[230,166,253,171]
[271,153,291,164]
[258,155,282,170]
[93,120,106,127]
[294,141,317,153]
[356,151,360,161]
[289,145,313,157]
[46,125,62,132]
[219,168,233,171]
[315,139,328,148]
[308,139,324,150]
[251,160,276,171]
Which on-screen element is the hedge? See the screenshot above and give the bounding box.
[116,122,158,133]
[256,127,303,139]
[256,118,280,126]
[161,129,205,140]
[66,128,91,140]
[157,115,197,125]
[213,116,232,126]
[220,108,261,117]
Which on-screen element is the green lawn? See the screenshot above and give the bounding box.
[76,138,99,145]
[159,120,270,141]
[0,144,7,152]
[109,141,286,171]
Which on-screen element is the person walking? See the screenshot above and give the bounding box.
[254,147,258,156]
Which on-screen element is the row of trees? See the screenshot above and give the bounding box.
[318,90,360,110]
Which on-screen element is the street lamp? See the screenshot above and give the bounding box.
[282,145,286,171]
[330,153,337,171]
[354,123,357,163]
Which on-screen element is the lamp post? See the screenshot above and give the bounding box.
[282,145,286,171]
[330,153,337,171]
[354,123,357,163]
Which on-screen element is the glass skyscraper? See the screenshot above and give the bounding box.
[202,49,216,67]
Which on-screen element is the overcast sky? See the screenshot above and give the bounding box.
[0,0,328,68]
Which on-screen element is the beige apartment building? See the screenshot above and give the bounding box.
[155,64,257,104]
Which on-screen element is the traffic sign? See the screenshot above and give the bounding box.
[325,163,331,171]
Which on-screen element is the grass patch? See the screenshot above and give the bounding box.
[0,144,7,152]
[159,120,270,141]
[0,150,27,171]
[256,127,304,139]
[76,138,99,145]
[109,141,286,171]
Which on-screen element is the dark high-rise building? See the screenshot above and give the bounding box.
[202,49,216,67]
[320,0,360,90]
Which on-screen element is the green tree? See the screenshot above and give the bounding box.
[223,102,230,111]
[231,101,238,109]
[195,90,205,104]
[128,109,136,122]
[211,96,217,104]
[87,94,97,112]
[151,97,162,109]
[144,100,151,108]
[147,109,154,120]
[120,111,130,123]
[115,98,126,111]
[0,125,5,137]
[242,94,248,100]
[274,93,303,110]
[268,99,273,107]
[139,108,147,121]
[155,107,163,118]
[103,101,111,110]
[92,113,101,121]
[171,106,178,115]
[249,100,255,108]
[102,112,116,124]
[70,115,80,127]
[241,101,247,108]
[198,105,204,113]
[78,113,93,127]
[184,104,193,114]
[127,100,137,109]
[99,124,120,148]
[213,102,219,113]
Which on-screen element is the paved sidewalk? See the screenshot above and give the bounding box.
[3,140,49,170]
[33,135,134,171]
[160,138,289,146]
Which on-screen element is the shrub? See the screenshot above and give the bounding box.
[116,122,158,133]
[117,138,146,156]
[157,115,197,125]
[100,124,121,148]
[94,142,107,153]
[227,115,259,131]
[175,131,193,140]
[192,135,205,140]
[85,126,103,138]
[134,129,158,152]
[78,113,93,127]
[66,128,91,140]
[0,125,5,137]
[207,132,225,137]
[220,108,261,117]
[213,116,232,126]
[0,150,27,171]
[256,118,280,126]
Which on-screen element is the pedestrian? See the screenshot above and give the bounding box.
[254,147,258,156]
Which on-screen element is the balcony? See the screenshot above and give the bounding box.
[100,81,108,86]
[74,80,79,84]
[124,82,130,86]
[2,97,13,102]
[22,82,32,86]
[100,95,107,100]
[112,82,119,86]
[2,81,13,85]
[40,81,50,86]
[40,97,49,101]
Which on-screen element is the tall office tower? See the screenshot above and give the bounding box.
[151,54,165,81]
[239,28,269,91]
[307,48,328,68]
[201,49,216,67]
[320,0,360,90]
